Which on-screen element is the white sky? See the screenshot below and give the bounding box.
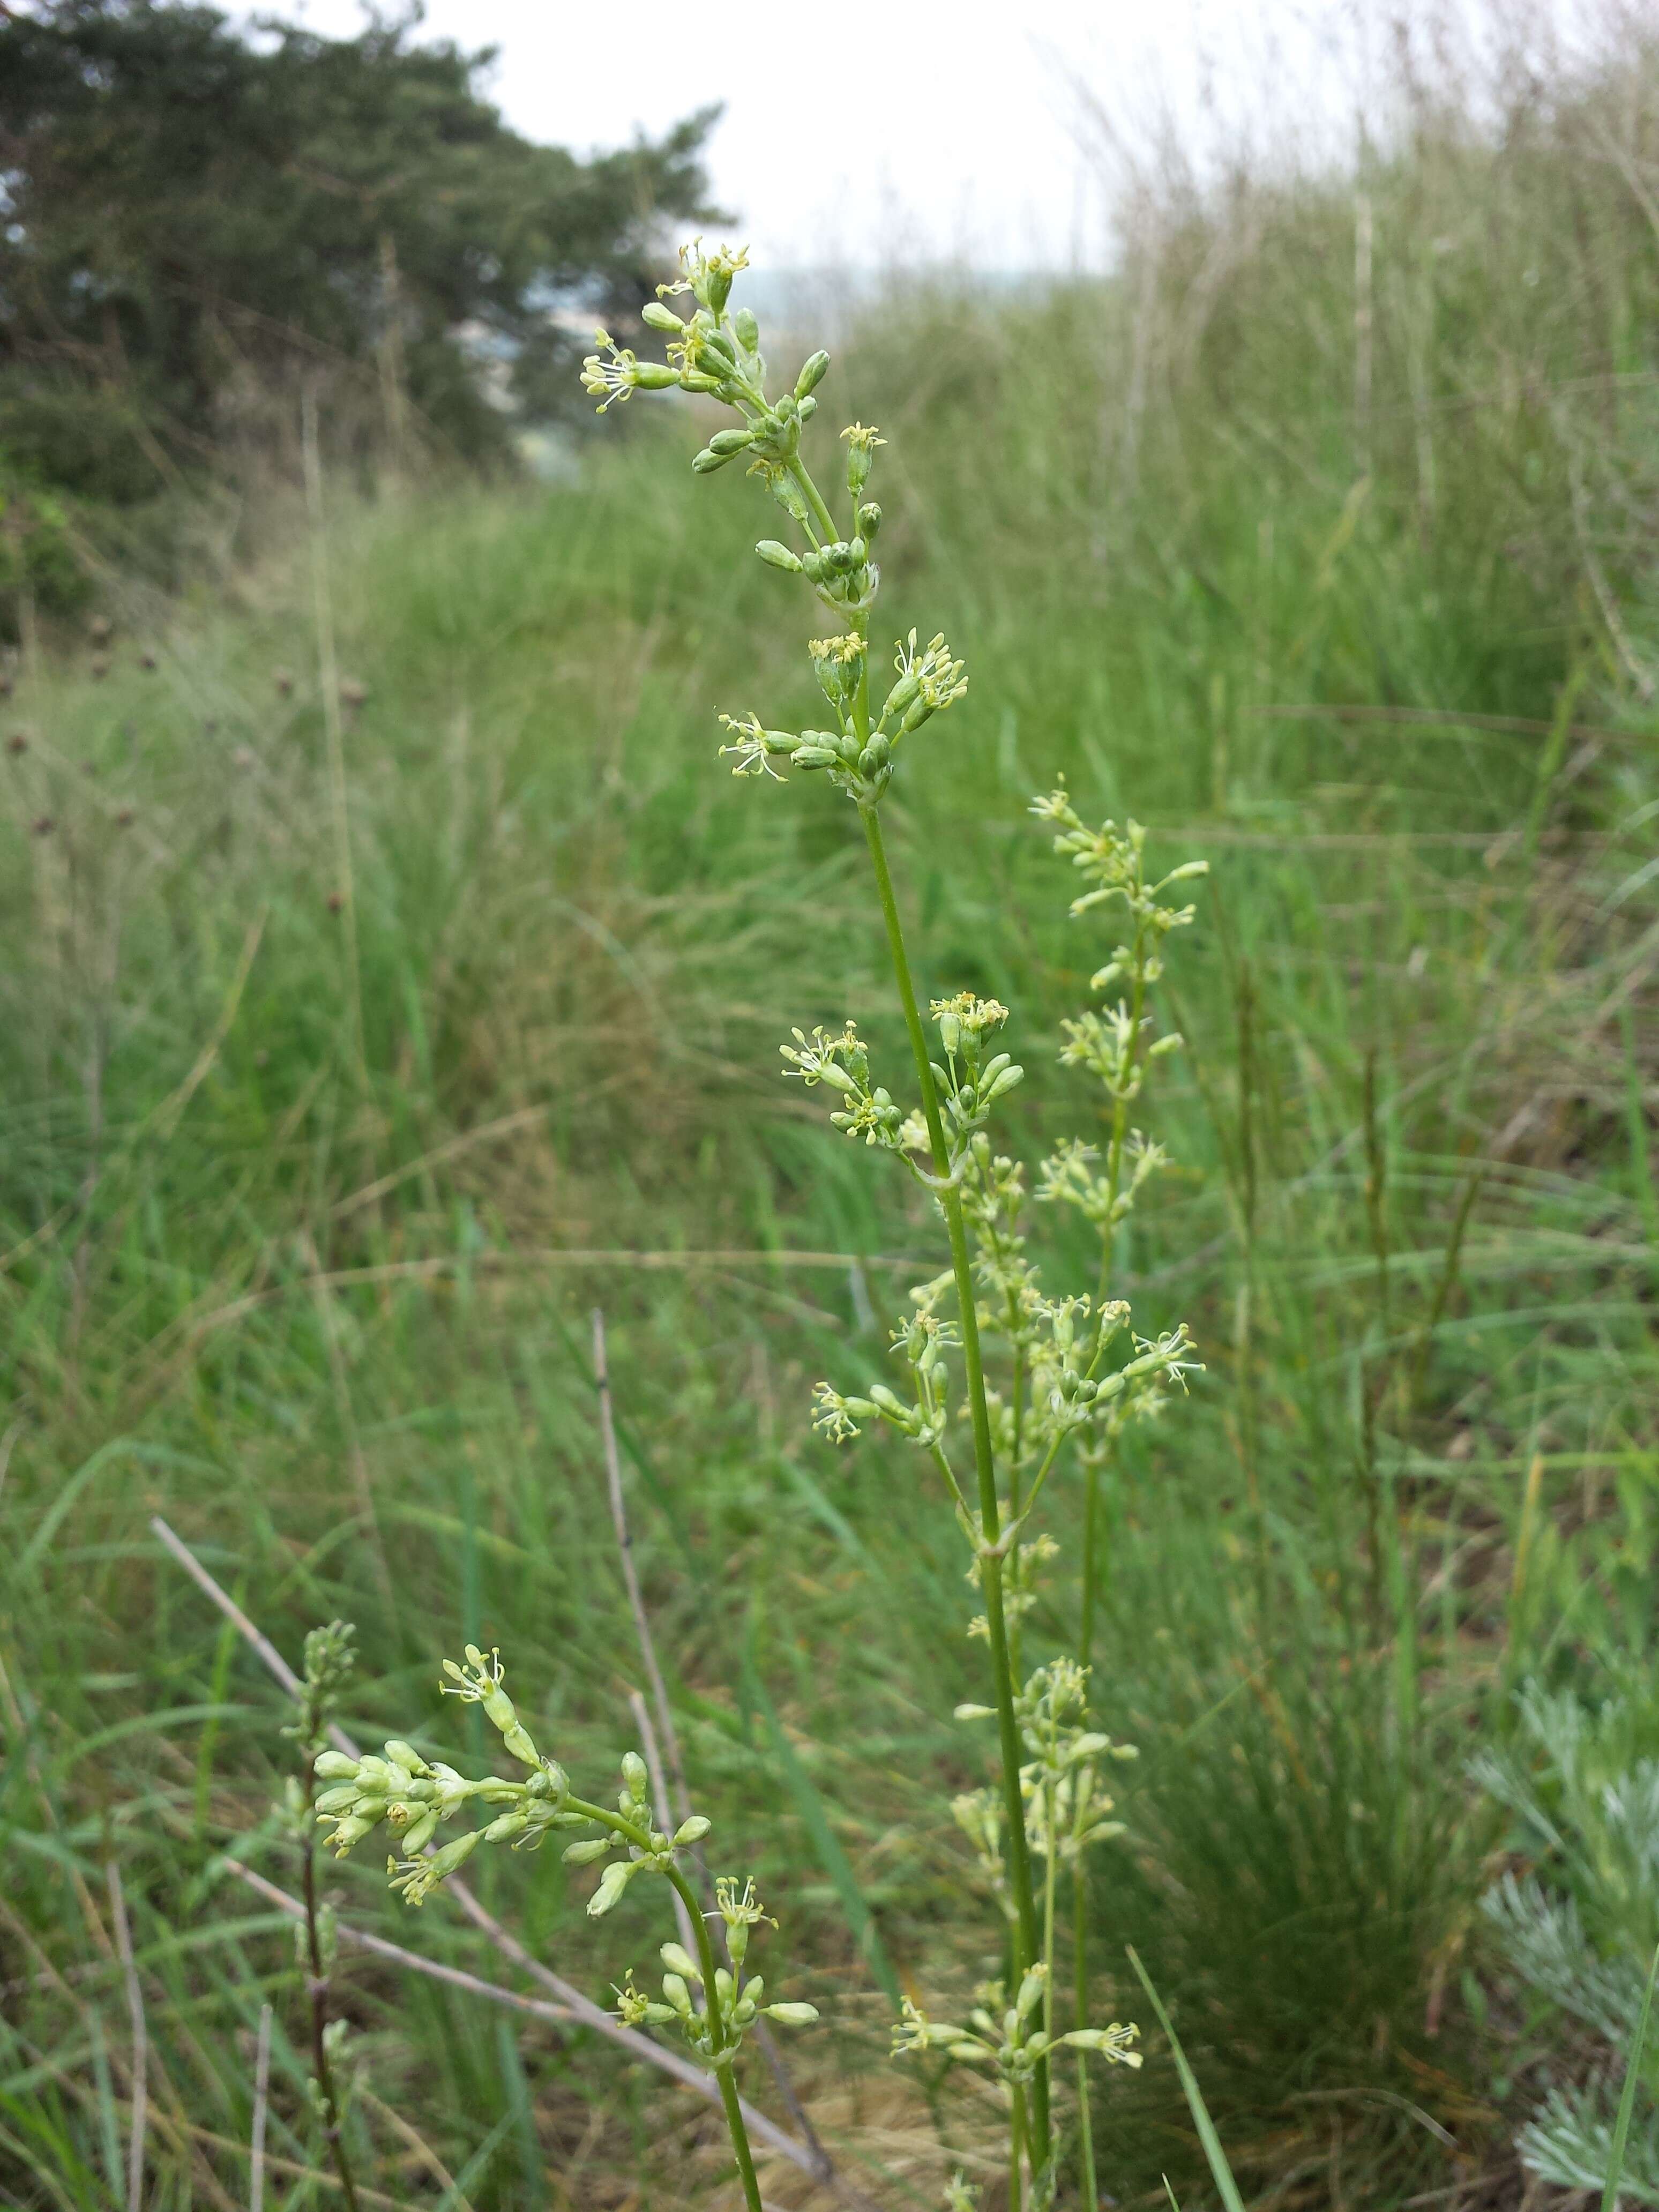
[273,0,1409,270]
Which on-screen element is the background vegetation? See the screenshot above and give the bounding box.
[3,7,1659,2208]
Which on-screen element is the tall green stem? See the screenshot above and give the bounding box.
[1072,928,1146,2204]
[674,1860,765,2212]
[858,802,1051,2167]
[566,1799,765,2212]
[302,1753,361,2212]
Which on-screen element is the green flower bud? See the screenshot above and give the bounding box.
[480,1687,517,1737]
[430,1829,482,1879]
[563,1837,611,1865]
[733,307,759,352]
[660,1941,700,1980]
[313,1751,358,1781]
[708,427,754,456]
[769,474,809,525]
[775,392,798,421]
[588,1857,638,1917]
[315,1783,361,1815]
[756,541,803,574]
[502,1721,539,1766]
[661,1972,693,2016]
[692,447,736,475]
[791,744,839,769]
[672,1814,712,1845]
[632,362,678,391]
[483,1811,529,1843]
[795,350,829,399]
[727,1920,750,1967]
[621,1752,648,1800]
[857,500,882,541]
[764,2002,819,2025]
[401,1808,438,1854]
[798,395,818,420]
[641,302,683,333]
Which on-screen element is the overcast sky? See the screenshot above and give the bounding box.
[274,0,1425,271]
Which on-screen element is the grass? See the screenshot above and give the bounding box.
[4,15,1659,2207]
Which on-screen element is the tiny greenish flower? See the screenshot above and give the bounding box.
[580,331,641,414]
[714,1875,774,1931]
[885,630,968,727]
[1064,2021,1143,2068]
[840,421,886,495]
[717,711,793,780]
[387,1827,481,1907]
[588,1855,639,1917]
[657,237,750,313]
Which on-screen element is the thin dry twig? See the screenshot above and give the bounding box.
[225,1859,577,2028]
[627,1690,700,1962]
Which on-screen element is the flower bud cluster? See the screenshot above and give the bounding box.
[780,1023,917,1152]
[1030,788,1208,955]
[892,1966,1140,2084]
[956,1659,1138,1872]
[1056,1002,1184,1107]
[561,1750,712,1918]
[811,1297,959,1451]
[587,244,981,812]
[1037,1131,1170,1229]
[612,1878,817,2068]
[928,995,1025,1159]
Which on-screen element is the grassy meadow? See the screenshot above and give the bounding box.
[5,27,1659,2210]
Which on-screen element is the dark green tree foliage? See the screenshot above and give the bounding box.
[0,0,721,492]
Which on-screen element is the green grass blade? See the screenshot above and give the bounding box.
[1601,1942,1659,2212]
[1128,1947,1246,2212]
[742,1618,902,2012]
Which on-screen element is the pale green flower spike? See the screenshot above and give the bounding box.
[576,241,1207,2206]
[308,1640,816,2212]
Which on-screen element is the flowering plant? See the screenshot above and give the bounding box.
[582,240,1207,2207]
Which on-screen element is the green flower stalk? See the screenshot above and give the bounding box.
[284,1621,362,2212]
[586,241,1205,2204]
[315,1643,815,2212]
